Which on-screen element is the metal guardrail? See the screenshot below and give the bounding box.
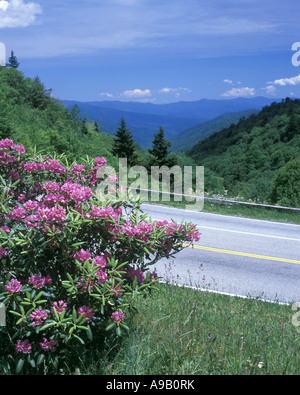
[126,187,300,213]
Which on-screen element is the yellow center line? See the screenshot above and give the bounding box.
[182,243,300,265]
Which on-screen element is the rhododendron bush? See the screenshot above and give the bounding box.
[0,138,200,374]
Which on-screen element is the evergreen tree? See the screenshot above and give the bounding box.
[7,50,20,69]
[111,118,137,166]
[148,126,178,168]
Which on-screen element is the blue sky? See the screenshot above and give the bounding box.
[1,0,300,103]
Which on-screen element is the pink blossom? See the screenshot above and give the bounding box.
[25,214,39,229]
[51,301,68,315]
[96,269,108,284]
[5,279,22,293]
[30,309,47,327]
[42,181,61,193]
[0,247,7,259]
[13,144,25,154]
[40,338,58,352]
[23,162,37,173]
[15,339,32,354]
[94,157,107,167]
[23,200,39,211]
[28,274,52,289]
[72,163,85,173]
[9,207,26,220]
[0,225,10,233]
[126,266,144,285]
[77,305,94,323]
[111,285,122,298]
[94,255,107,268]
[111,311,125,324]
[0,138,14,150]
[74,249,92,263]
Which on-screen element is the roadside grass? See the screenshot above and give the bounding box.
[69,282,300,375]
[143,198,300,225]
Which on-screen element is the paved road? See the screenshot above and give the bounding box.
[141,203,300,304]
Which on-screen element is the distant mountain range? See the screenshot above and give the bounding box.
[63,97,281,148]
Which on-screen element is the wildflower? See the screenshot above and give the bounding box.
[111,311,125,324]
[15,339,32,354]
[5,279,22,294]
[74,249,92,263]
[0,247,7,259]
[30,309,47,327]
[0,225,10,233]
[28,274,52,289]
[40,338,58,352]
[9,206,26,220]
[23,200,39,211]
[94,255,107,268]
[77,305,94,323]
[258,362,264,369]
[51,301,68,315]
[94,157,107,167]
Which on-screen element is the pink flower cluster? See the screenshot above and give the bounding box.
[51,301,68,315]
[15,339,32,354]
[30,309,47,327]
[39,338,58,352]
[74,249,109,290]
[77,305,94,323]
[0,247,7,259]
[111,310,125,324]
[16,338,59,353]
[28,274,52,289]
[155,220,200,242]
[24,158,66,174]
[126,265,145,285]
[5,279,22,294]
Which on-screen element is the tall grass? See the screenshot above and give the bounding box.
[68,281,299,375]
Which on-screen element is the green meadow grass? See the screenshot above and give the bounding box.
[69,282,299,376]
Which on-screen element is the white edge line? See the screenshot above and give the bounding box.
[158,280,291,306]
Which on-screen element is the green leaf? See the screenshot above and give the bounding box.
[116,326,121,336]
[15,358,24,374]
[105,322,115,331]
[37,354,45,366]
[87,325,93,341]
[74,335,85,345]
[9,310,22,317]
[40,322,57,330]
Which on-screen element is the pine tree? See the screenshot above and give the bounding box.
[7,50,20,69]
[111,118,137,166]
[148,126,178,168]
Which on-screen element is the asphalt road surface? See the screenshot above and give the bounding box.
[141,203,300,304]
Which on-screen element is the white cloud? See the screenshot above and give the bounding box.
[223,79,233,84]
[159,87,173,93]
[222,87,256,98]
[99,92,114,98]
[262,85,276,96]
[273,74,300,86]
[159,87,192,94]
[0,1,9,11]
[0,0,42,29]
[121,88,152,98]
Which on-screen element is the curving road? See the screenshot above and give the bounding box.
[141,203,300,304]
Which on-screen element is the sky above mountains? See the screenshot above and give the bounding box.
[1,0,300,103]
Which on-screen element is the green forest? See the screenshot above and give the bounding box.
[1,64,300,207]
[187,98,300,206]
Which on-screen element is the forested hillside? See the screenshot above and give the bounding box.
[0,67,117,167]
[171,109,258,152]
[188,98,300,206]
